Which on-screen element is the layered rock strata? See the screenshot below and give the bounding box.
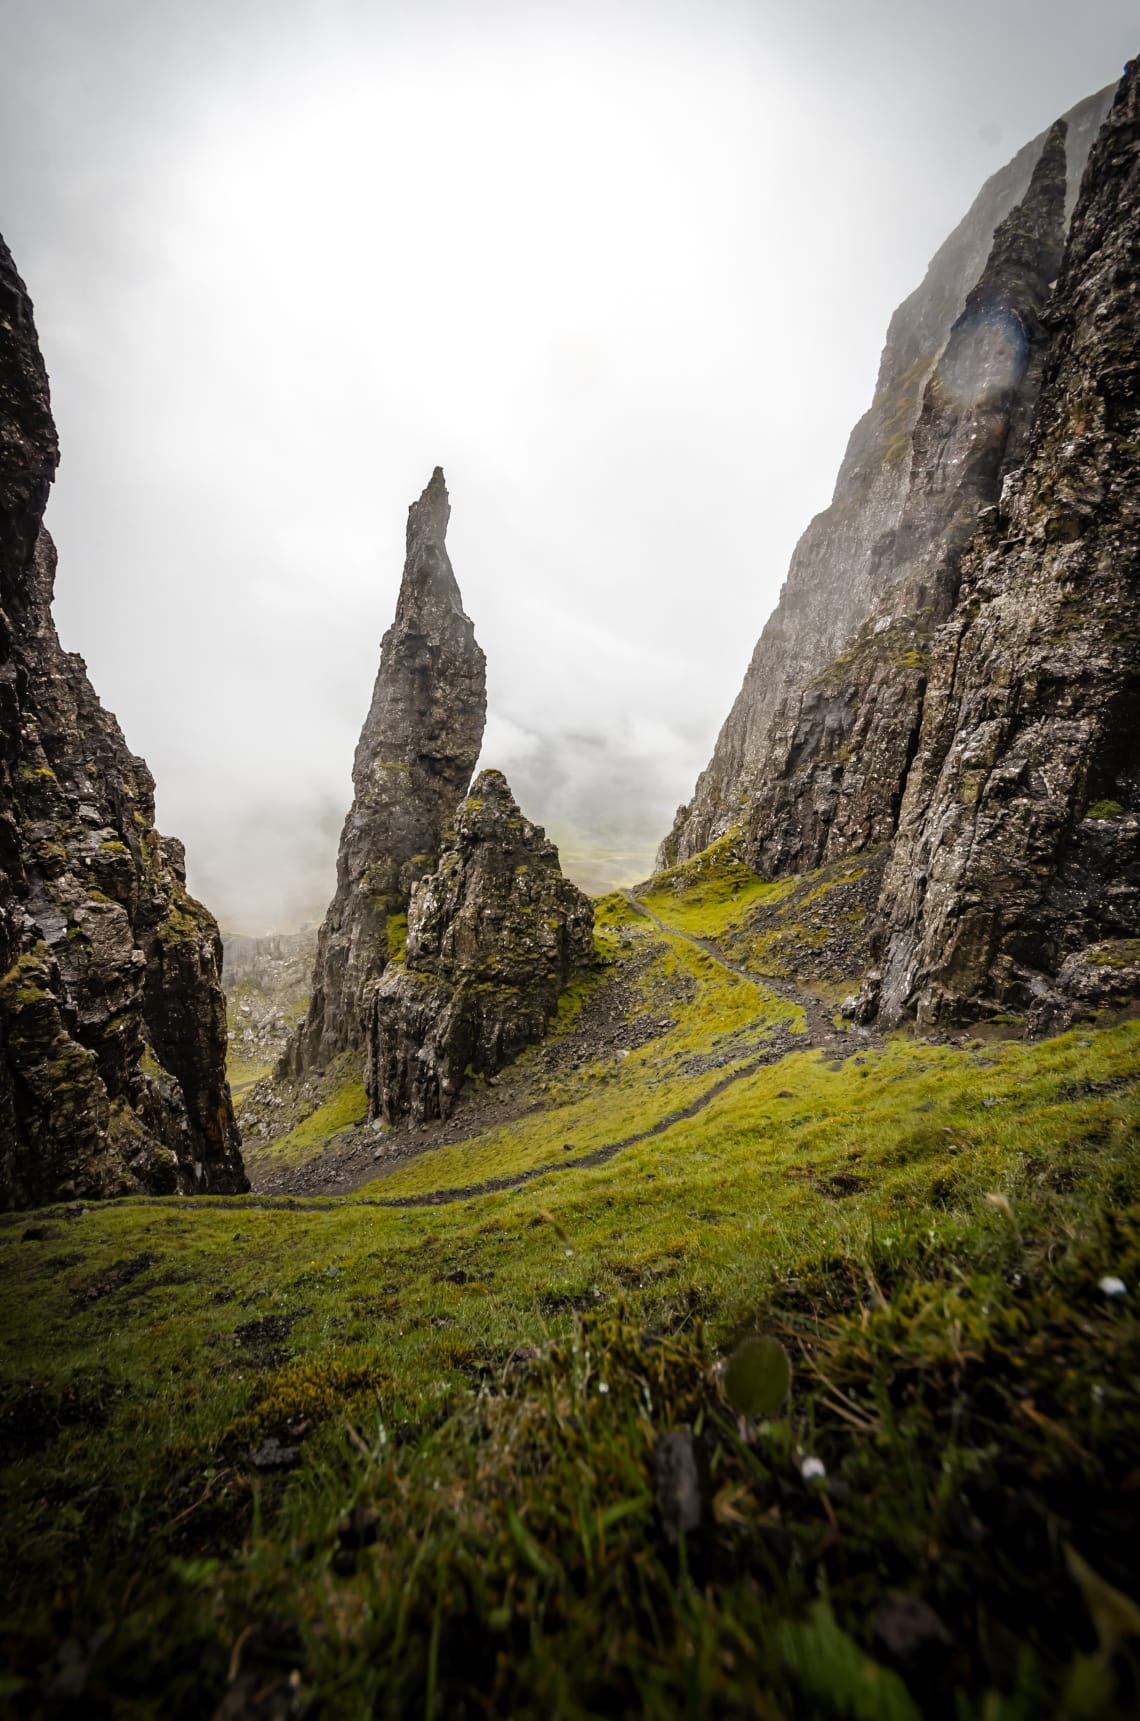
[366,770,595,1123]
[741,120,1068,878]
[285,469,486,1074]
[660,85,1112,869]
[875,60,1140,1029]
[0,235,245,1209]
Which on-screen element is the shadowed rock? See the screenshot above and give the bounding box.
[285,468,486,1074]
[0,234,246,1209]
[876,59,1140,1029]
[738,118,1069,880]
[659,86,1112,871]
[366,769,594,1122]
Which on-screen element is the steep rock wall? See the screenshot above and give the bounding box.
[0,236,245,1209]
[875,60,1140,1030]
[660,86,1112,869]
[741,121,1068,879]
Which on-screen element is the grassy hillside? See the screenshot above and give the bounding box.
[3,844,1139,1716]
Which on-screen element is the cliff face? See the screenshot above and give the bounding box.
[875,61,1140,1030]
[741,121,1068,880]
[658,62,1140,1037]
[366,769,595,1123]
[286,469,486,1075]
[660,86,1112,870]
[0,236,246,1209]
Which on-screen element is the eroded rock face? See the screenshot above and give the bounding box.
[0,235,246,1209]
[740,120,1069,879]
[366,769,594,1122]
[659,87,1112,871]
[286,469,486,1074]
[876,61,1140,1028]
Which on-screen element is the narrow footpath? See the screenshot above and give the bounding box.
[621,890,868,1057]
[131,896,875,1216]
[359,894,876,1207]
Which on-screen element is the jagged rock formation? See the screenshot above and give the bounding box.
[0,235,246,1209]
[660,86,1113,870]
[222,927,318,1073]
[740,121,1068,879]
[285,469,486,1075]
[875,61,1140,1029]
[366,769,594,1123]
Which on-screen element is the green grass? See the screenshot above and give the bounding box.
[639,830,798,936]
[273,1076,369,1157]
[386,912,408,962]
[226,1055,274,1101]
[374,926,799,1198]
[3,850,1140,1715]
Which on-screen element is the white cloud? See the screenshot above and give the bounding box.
[1,0,1133,928]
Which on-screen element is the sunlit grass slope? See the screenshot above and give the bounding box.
[2,846,1139,1715]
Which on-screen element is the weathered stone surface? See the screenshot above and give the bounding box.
[876,61,1140,1028]
[286,468,486,1075]
[740,120,1069,880]
[366,769,594,1123]
[0,234,246,1209]
[660,87,1112,871]
[1027,941,1140,1037]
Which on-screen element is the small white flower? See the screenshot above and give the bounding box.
[598,1381,609,1394]
[1099,1275,1127,1298]
[564,1247,574,1258]
[800,1456,826,1482]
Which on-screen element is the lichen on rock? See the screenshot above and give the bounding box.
[365,769,595,1123]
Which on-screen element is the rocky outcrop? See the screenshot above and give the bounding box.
[875,60,1140,1029]
[366,770,594,1123]
[660,86,1113,870]
[0,235,246,1209]
[285,469,486,1075]
[740,120,1068,879]
[223,927,317,1073]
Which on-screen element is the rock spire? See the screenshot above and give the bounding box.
[286,468,487,1073]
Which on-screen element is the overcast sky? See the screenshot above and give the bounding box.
[1,1,1135,931]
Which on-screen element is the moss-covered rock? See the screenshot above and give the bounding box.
[366,770,595,1122]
